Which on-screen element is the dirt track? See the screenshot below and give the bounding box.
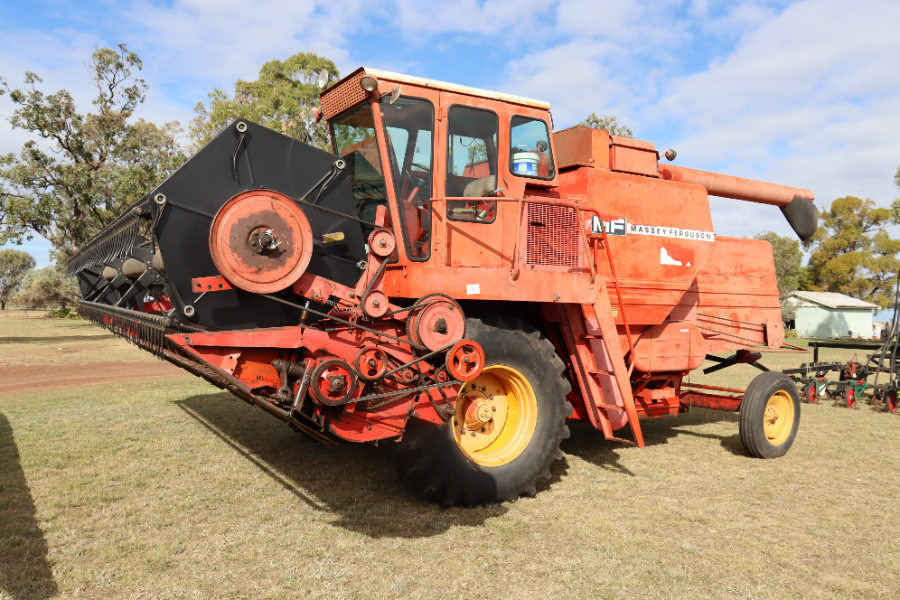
[0,361,192,395]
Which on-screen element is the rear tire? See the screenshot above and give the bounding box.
[739,372,801,459]
[887,390,898,414]
[388,314,571,506]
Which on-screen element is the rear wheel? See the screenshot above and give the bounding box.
[739,372,801,459]
[887,390,898,414]
[389,314,571,506]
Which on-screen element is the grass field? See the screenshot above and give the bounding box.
[1,309,899,599]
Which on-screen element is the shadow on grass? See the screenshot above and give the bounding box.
[564,407,748,468]
[0,413,57,600]
[176,393,523,539]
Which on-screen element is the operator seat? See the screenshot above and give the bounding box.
[463,175,497,198]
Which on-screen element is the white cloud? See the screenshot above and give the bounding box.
[2,0,898,246]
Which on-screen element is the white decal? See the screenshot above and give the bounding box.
[466,284,481,295]
[589,215,627,236]
[660,247,682,266]
[628,223,715,241]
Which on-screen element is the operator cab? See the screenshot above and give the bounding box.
[322,68,556,264]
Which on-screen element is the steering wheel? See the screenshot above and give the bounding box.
[403,162,432,188]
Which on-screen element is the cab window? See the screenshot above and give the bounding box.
[330,103,389,235]
[380,96,434,261]
[446,106,498,223]
[510,116,555,180]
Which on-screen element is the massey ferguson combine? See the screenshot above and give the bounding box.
[70,68,818,505]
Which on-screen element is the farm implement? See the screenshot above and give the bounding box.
[784,341,900,412]
[70,68,819,505]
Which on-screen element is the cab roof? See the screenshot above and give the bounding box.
[319,67,551,120]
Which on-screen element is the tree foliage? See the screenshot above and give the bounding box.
[0,45,186,259]
[190,52,340,152]
[803,196,900,308]
[754,231,802,318]
[15,262,79,312]
[0,248,36,310]
[578,113,633,138]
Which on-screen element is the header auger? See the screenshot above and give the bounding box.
[70,67,816,505]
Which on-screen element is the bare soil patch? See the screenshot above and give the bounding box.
[0,361,190,395]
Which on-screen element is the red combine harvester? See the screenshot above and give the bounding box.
[71,68,818,505]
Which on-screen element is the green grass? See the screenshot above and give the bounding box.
[2,312,899,599]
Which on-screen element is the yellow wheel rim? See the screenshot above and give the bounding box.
[452,365,537,467]
[763,390,794,446]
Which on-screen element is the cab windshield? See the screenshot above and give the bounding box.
[330,103,389,233]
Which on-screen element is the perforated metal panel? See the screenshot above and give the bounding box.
[320,71,368,120]
[525,203,582,268]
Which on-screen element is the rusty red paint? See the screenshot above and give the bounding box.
[209,190,314,294]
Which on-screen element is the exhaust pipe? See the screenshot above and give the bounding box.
[658,164,818,241]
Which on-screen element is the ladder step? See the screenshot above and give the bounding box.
[586,368,613,376]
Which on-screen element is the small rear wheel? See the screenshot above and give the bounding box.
[887,390,898,414]
[804,383,818,404]
[845,386,857,409]
[739,372,801,459]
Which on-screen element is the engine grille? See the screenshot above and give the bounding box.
[525,203,582,268]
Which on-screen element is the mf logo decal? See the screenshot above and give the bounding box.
[588,217,715,241]
[589,215,627,236]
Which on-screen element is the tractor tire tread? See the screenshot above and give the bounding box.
[389,313,570,506]
[739,371,800,459]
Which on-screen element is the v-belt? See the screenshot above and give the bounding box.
[262,294,429,351]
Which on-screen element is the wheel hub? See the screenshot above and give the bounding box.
[452,367,538,466]
[762,390,793,444]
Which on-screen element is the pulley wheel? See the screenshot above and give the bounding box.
[407,293,465,350]
[368,228,396,258]
[446,340,485,382]
[354,346,388,381]
[361,290,388,318]
[310,358,358,406]
[209,189,313,294]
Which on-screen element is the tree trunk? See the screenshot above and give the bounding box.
[1,300,5,310]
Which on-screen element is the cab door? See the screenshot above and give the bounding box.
[433,92,509,269]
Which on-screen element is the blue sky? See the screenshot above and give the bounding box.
[2,0,899,266]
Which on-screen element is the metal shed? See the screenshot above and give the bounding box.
[787,291,879,339]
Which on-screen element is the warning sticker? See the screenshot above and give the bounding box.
[466,284,481,295]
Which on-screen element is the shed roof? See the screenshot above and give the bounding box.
[790,291,879,309]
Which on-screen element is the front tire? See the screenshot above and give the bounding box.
[739,372,801,459]
[389,314,572,506]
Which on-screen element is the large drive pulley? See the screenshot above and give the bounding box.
[407,293,466,351]
[209,190,314,294]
